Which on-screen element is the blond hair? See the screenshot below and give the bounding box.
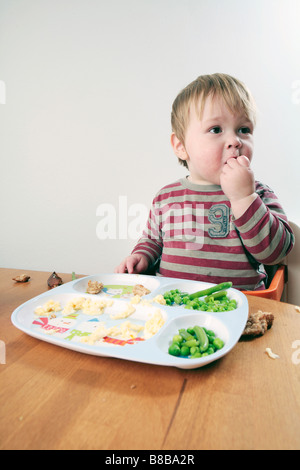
[171,73,257,168]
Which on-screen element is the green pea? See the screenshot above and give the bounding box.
[190,352,202,359]
[172,334,183,345]
[206,329,215,336]
[207,336,214,344]
[180,345,190,356]
[207,347,215,355]
[213,338,224,350]
[168,344,181,356]
[190,346,199,355]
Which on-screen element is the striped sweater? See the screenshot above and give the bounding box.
[132,177,294,290]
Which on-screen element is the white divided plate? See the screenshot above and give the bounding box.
[11,274,249,369]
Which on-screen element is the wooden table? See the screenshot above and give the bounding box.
[1,268,300,451]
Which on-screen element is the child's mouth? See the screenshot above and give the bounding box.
[225,156,238,164]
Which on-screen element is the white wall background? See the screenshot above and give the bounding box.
[0,0,299,299]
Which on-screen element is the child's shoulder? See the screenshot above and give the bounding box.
[151,179,186,205]
[153,179,183,196]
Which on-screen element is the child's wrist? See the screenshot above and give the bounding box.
[230,193,257,219]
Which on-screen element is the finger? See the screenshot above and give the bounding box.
[225,157,238,168]
[115,259,129,273]
[126,257,138,274]
[237,155,250,167]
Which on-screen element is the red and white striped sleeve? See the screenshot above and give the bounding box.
[233,183,294,265]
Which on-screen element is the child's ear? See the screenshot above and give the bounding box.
[170,133,188,163]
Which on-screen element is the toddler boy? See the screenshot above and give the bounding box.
[115,73,294,290]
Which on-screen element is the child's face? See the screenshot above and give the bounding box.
[173,95,254,185]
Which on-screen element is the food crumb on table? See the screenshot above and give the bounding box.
[265,347,280,359]
[12,274,30,283]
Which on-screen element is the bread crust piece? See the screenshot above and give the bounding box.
[242,310,274,337]
[86,280,104,294]
[12,274,30,282]
[132,284,150,296]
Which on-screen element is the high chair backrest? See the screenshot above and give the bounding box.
[242,264,287,301]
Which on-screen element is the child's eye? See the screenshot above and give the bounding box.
[209,126,222,134]
[238,126,252,134]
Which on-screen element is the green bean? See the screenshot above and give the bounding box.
[179,328,194,341]
[184,339,199,348]
[189,282,232,300]
[204,290,228,302]
[193,325,209,352]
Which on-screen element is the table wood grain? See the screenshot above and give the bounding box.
[1,268,300,450]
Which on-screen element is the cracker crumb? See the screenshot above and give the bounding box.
[295,306,300,313]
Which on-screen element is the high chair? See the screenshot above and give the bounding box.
[242,264,287,301]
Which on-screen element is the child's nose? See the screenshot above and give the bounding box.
[227,135,242,149]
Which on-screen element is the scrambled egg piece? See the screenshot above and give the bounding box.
[62,297,86,315]
[81,322,107,344]
[110,303,136,320]
[81,321,144,345]
[81,298,113,316]
[130,295,141,305]
[143,309,165,339]
[61,297,114,316]
[34,300,61,316]
[112,321,143,339]
[152,294,166,305]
